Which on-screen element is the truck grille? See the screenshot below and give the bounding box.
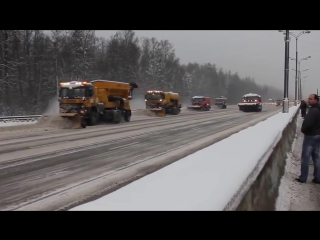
[60,104,82,113]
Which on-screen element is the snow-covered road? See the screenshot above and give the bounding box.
[0,121,36,127]
[0,105,281,210]
[70,106,299,211]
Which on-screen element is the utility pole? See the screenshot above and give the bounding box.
[283,30,290,113]
[294,38,298,106]
[281,30,311,105]
[300,73,302,100]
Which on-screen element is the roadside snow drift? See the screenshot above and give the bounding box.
[0,121,36,127]
[71,106,299,211]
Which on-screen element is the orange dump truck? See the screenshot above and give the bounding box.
[58,80,138,128]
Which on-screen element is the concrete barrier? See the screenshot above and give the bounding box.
[233,107,299,210]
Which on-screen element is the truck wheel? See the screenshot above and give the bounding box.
[88,111,97,126]
[112,110,121,124]
[172,107,178,115]
[124,110,131,122]
[81,119,87,128]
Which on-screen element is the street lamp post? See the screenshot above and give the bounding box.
[298,56,310,100]
[302,76,308,84]
[299,69,309,100]
[290,56,310,101]
[301,77,308,98]
[280,30,311,105]
[282,30,290,113]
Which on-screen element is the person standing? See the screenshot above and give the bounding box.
[300,100,307,118]
[296,94,320,184]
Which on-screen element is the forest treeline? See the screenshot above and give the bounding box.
[0,30,283,116]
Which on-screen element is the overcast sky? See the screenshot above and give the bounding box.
[95,30,319,99]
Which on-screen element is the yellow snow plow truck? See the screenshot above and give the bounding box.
[59,80,138,128]
[144,90,181,116]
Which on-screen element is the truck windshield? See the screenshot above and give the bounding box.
[192,98,204,103]
[215,98,225,103]
[59,87,86,98]
[145,93,164,100]
[243,96,259,102]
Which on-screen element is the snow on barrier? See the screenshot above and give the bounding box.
[70,106,300,211]
[0,121,37,127]
[234,106,299,210]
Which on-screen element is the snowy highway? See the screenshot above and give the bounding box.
[0,105,281,211]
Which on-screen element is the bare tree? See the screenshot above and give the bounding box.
[0,30,285,116]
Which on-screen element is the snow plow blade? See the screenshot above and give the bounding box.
[147,108,166,117]
[59,113,86,129]
[187,106,201,110]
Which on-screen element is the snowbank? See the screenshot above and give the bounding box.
[0,122,36,127]
[71,106,300,211]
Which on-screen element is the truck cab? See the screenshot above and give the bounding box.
[59,81,94,116]
[145,90,181,116]
[187,96,211,111]
[238,93,262,112]
[276,99,283,106]
[145,91,166,110]
[214,96,227,109]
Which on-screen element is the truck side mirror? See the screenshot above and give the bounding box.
[128,89,133,99]
[128,82,138,100]
[129,82,138,89]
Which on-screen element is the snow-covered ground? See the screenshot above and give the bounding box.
[70,106,299,211]
[0,121,37,127]
[276,116,320,211]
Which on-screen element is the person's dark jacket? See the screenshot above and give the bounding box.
[300,101,307,109]
[301,104,320,136]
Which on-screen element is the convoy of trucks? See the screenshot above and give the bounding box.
[57,78,266,128]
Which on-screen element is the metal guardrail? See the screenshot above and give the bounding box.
[0,110,138,123]
[0,115,42,123]
[262,102,296,105]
